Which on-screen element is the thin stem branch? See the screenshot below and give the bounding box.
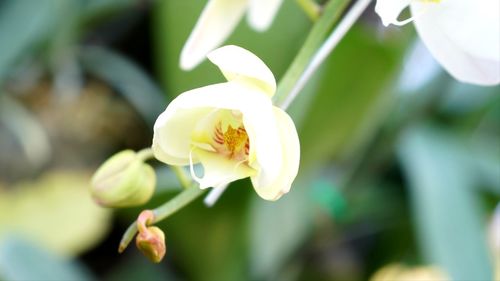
[137,147,155,162]
[118,184,206,253]
[171,166,192,189]
[281,0,373,110]
[273,0,351,106]
[296,0,322,21]
[152,184,205,222]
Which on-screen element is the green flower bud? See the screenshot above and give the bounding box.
[91,150,156,208]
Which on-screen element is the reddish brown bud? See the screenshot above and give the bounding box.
[135,210,166,263]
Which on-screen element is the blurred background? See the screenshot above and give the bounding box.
[0,0,498,280]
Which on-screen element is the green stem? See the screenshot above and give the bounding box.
[171,166,192,189]
[137,147,155,162]
[296,0,322,21]
[273,0,351,106]
[152,185,205,222]
[118,185,206,253]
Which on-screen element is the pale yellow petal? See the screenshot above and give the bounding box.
[153,82,282,182]
[251,107,300,201]
[176,82,283,188]
[247,0,283,31]
[180,0,248,70]
[153,107,213,165]
[207,45,276,97]
[169,82,270,110]
[191,148,256,189]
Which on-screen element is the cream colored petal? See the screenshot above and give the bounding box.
[168,82,271,112]
[154,82,283,187]
[207,45,276,97]
[180,0,248,71]
[152,107,213,166]
[173,82,283,188]
[411,0,500,85]
[251,107,300,201]
[415,0,500,62]
[375,0,413,26]
[247,0,283,31]
[191,148,256,189]
[153,83,252,166]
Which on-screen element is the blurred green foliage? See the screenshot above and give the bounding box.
[0,0,498,280]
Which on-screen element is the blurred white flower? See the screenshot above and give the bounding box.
[370,263,449,281]
[375,0,500,85]
[154,45,300,201]
[180,0,283,70]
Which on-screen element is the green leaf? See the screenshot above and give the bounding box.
[295,24,411,171]
[156,179,253,281]
[82,0,138,24]
[79,46,166,126]
[105,253,177,281]
[249,180,313,279]
[0,0,56,81]
[397,125,493,280]
[0,237,93,281]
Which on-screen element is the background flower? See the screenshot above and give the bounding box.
[375,0,500,85]
[180,0,284,70]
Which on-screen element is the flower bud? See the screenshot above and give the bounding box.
[136,226,166,263]
[135,210,166,263]
[91,150,156,208]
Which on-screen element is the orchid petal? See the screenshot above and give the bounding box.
[153,107,214,165]
[375,0,413,26]
[247,0,283,31]
[180,0,248,71]
[207,45,276,96]
[176,82,283,187]
[191,148,256,189]
[411,0,500,85]
[415,0,500,62]
[153,82,283,188]
[251,107,300,201]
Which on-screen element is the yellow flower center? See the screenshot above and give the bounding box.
[213,122,250,161]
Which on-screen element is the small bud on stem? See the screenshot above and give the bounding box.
[135,210,166,263]
[91,149,156,208]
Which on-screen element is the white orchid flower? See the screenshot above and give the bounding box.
[375,0,500,85]
[153,45,300,201]
[180,0,283,71]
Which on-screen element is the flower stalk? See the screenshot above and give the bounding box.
[118,185,206,253]
[282,0,373,110]
[296,0,322,21]
[135,210,166,263]
[273,0,352,107]
[171,166,192,189]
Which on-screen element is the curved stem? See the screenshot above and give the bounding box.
[273,0,351,106]
[118,184,206,253]
[152,184,205,222]
[171,166,192,189]
[281,0,373,110]
[296,0,322,21]
[137,147,155,162]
